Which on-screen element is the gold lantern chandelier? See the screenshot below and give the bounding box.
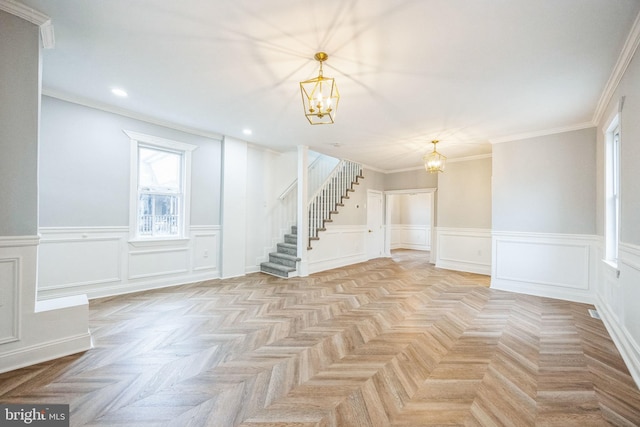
[300,52,340,125]
[423,140,447,173]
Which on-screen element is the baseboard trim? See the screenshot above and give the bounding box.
[596,294,640,389]
[0,332,92,374]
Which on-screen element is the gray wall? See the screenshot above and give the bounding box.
[493,128,596,234]
[384,169,438,191]
[438,157,492,229]
[39,96,222,227]
[607,50,640,246]
[0,11,40,236]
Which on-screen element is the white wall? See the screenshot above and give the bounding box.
[388,193,432,251]
[245,147,297,273]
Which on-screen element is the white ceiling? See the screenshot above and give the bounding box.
[16,0,640,171]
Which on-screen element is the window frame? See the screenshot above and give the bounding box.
[125,130,197,243]
[604,115,621,266]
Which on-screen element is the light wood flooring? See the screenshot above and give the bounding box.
[1,250,639,426]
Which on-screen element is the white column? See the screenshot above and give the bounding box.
[220,137,248,278]
[297,145,309,276]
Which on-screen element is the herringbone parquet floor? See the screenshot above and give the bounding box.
[1,250,639,426]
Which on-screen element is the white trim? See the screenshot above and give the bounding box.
[620,242,640,271]
[0,235,39,247]
[0,0,54,48]
[0,257,20,344]
[491,231,598,303]
[123,130,198,153]
[43,91,224,141]
[37,225,221,300]
[593,10,640,124]
[125,130,197,241]
[435,227,492,275]
[596,294,640,389]
[489,122,595,145]
[0,332,91,375]
[0,0,50,25]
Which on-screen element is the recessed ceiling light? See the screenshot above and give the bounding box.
[243,129,252,136]
[111,88,128,98]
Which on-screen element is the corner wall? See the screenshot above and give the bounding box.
[491,127,598,303]
[0,10,90,374]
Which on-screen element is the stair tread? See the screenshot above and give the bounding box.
[277,242,296,248]
[260,262,296,272]
[269,252,301,261]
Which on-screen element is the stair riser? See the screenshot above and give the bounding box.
[277,244,297,256]
[261,266,291,278]
[284,235,296,244]
[269,256,297,268]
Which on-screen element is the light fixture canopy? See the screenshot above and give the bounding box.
[300,52,340,125]
[423,140,446,173]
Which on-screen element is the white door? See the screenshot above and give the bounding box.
[367,190,384,259]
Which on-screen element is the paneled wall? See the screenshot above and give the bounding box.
[491,231,597,303]
[38,226,220,299]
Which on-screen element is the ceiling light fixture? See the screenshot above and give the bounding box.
[300,52,340,125]
[111,88,128,98]
[423,140,446,173]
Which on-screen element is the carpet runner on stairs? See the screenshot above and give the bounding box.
[259,226,300,278]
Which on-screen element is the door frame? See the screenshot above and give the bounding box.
[366,190,385,260]
[384,188,436,264]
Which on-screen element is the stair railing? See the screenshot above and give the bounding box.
[307,159,362,247]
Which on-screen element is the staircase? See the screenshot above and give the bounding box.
[259,159,363,278]
[259,225,300,278]
[308,160,363,249]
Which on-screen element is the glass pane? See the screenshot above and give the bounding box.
[138,193,180,237]
[139,147,181,190]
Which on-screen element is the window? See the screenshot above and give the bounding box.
[125,130,197,240]
[605,118,620,263]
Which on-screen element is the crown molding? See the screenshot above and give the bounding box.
[43,90,224,142]
[592,10,640,125]
[489,122,595,145]
[0,0,54,48]
[0,0,49,25]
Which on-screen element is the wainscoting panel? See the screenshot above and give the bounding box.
[492,231,597,303]
[390,225,431,251]
[597,242,640,388]
[38,226,221,300]
[0,257,19,344]
[0,236,91,374]
[435,228,491,275]
[309,226,367,274]
[39,237,122,290]
[128,247,190,279]
[192,229,219,272]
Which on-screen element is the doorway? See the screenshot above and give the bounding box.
[385,188,436,263]
[367,190,384,260]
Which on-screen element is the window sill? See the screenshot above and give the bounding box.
[128,238,190,248]
[601,259,620,278]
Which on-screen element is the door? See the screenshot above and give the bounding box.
[367,190,384,259]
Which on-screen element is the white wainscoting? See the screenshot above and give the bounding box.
[308,225,368,274]
[597,242,640,388]
[435,228,491,275]
[0,236,91,374]
[390,224,431,251]
[491,231,598,304]
[38,226,221,300]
